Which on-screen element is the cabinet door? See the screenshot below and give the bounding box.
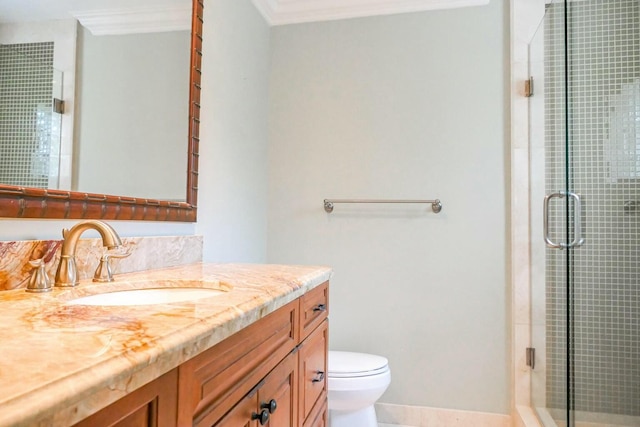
[303,401,327,427]
[298,320,328,426]
[180,300,298,427]
[214,351,298,427]
[213,392,257,427]
[258,351,298,427]
[72,369,177,427]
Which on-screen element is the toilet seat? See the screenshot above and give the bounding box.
[328,351,389,378]
[327,350,391,427]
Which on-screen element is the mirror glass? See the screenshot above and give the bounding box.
[0,0,191,202]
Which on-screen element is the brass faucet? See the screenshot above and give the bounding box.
[54,220,122,287]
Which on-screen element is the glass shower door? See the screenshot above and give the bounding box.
[529,1,576,425]
[564,0,640,425]
[531,1,640,426]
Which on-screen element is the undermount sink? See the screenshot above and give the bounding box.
[67,287,228,307]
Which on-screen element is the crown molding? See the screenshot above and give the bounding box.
[251,0,490,26]
[72,5,191,36]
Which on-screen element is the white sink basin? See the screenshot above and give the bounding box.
[67,287,228,306]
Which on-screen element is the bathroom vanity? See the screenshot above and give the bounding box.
[0,263,330,427]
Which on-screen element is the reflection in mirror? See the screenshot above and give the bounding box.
[0,2,189,200]
[0,0,200,221]
[0,43,63,189]
[74,26,189,200]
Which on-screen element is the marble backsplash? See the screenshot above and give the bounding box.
[0,235,203,291]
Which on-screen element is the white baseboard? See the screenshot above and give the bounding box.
[376,402,512,427]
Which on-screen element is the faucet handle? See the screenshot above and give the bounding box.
[26,259,53,293]
[93,250,131,283]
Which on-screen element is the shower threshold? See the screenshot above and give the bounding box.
[535,407,640,427]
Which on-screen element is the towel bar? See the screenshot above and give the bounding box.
[323,199,442,213]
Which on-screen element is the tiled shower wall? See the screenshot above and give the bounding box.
[545,0,640,416]
[0,42,55,188]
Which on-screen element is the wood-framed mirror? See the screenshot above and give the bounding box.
[0,0,202,222]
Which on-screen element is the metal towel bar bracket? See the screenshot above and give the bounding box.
[323,199,442,213]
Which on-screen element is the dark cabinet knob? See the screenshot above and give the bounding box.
[313,304,326,312]
[312,370,325,383]
[251,409,269,425]
[261,399,277,414]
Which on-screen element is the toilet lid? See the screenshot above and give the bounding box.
[328,351,389,378]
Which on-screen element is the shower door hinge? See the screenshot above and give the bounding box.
[524,77,534,97]
[526,347,536,369]
[52,98,65,114]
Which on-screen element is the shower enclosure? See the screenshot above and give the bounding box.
[529,1,640,426]
[0,42,63,189]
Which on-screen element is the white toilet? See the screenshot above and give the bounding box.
[327,351,391,427]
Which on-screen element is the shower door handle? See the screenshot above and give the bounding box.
[544,192,564,249]
[543,191,585,249]
[566,191,585,248]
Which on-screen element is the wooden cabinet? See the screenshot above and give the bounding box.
[298,320,328,427]
[302,401,327,427]
[181,282,328,427]
[300,283,329,340]
[178,299,300,427]
[72,369,178,427]
[298,282,329,427]
[215,350,298,427]
[75,282,329,427]
[257,350,298,427]
[213,392,255,427]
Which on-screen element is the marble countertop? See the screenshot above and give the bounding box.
[0,263,332,427]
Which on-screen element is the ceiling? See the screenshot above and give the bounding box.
[0,0,191,34]
[0,0,188,24]
[0,0,489,27]
[251,0,490,25]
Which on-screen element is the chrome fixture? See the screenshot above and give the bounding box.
[54,220,122,287]
[52,98,65,114]
[543,191,585,249]
[324,198,442,213]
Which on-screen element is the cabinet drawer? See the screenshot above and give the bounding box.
[298,320,328,425]
[73,369,178,427]
[178,299,299,427]
[300,282,328,340]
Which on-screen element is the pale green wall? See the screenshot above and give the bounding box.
[195,0,271,262]
[0,0,511,414]
[266,0,510,414]
[75,27,190,201]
